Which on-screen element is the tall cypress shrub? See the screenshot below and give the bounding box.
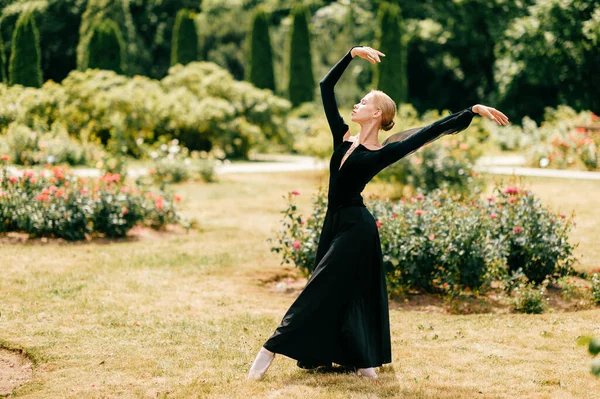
[373,2,407,105]
[0,34,6,83]
[84,19,125,74]
[246,6,275,91]
[170,9,199,66]
[8,11,43,88]
[287,4,314,107]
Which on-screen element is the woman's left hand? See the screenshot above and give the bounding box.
[472,104,509,126]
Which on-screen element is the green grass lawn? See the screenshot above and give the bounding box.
[1,171,599,398]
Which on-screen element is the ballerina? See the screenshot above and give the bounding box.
[248,45,508,381]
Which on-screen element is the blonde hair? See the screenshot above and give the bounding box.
[370,89,396,131]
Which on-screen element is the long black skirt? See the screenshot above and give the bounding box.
[263,205,392,369]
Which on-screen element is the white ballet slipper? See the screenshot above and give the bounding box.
[247,347,276,380]
[355,367,379,380]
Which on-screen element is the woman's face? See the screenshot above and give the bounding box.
[351,93,380,124]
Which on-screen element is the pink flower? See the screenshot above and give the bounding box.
[293,240,301,250]
[513,226,523,233]
[490,213,498,219]
[459,143,468,150]
[415,194,425,200]
[155,197,164,211]
[291,190,300,196]
[508,197,517,203]
[376,221,382,228]
[428,234,435,240]
[559,214,566,219]
[392,213,397,218]
[486,196,494,202]
[1,155,9,161]
[415,209,424,216]
[80,188,88,195]
[503,186,519,195]
[9,176,18,183]
[174,194,182,202]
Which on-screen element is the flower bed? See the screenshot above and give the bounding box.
[269,184,577,298]
[0,157,188,241]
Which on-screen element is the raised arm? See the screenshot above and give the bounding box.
[319,46,359,148]
[375,107,476,170]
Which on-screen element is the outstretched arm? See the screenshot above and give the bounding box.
[319,47,358,148]
[374,104,509,170]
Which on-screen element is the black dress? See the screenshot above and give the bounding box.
[262,46,475,369]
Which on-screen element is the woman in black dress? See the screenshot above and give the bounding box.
[248,45,509,381]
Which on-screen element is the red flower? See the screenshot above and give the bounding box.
[376,221,382,228]
[392,213,397,218]
[513,226,523,233]
[486,196,494,202]
[1,155,9,161]
[559,214,566,219]
[155,197,164,211]
[9,176,18,183]
[503,186,519,195]
[415,209,424,216]
[490,213,498,219]
[576,127,586,133]
[55,189,65,198]
[174,194,182,202]
[293,240,301,250]
[291,190,300,196]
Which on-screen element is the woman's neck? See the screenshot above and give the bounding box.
[357,119,382,147]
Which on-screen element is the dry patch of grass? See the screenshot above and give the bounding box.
[1,170,599,398]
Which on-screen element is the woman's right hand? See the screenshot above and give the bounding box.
[351,46,385,64]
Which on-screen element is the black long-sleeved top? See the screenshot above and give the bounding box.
[318,46,475,210]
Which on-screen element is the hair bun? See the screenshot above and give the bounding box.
[383,120,395,131]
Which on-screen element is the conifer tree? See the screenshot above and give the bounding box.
[85,19,125,74]
[9,11,43,87]
[288,4,314,107]
[170,9,199,66]
[246,6,275,91]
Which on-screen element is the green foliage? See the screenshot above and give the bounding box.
[246,6,275,91]
[85,18,126,74]
[9,11,42,87]
[373,2,407,104]
[512,280,548,314]
[76,0,150,76]
[170,9,199,67]
[0,33,6,83]
[288,3,314,107]
[0,121,104,166]
[0,57,292,160]
[591,272,600,305]
[495,0,600,122]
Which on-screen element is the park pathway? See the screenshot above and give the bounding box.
[6,154,600,180]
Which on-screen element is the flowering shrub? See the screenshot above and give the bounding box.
[270,182,577,296]
[488,106,600,171]
[485,185,577,284]
[267,189,327,277]
[0,158,188,240]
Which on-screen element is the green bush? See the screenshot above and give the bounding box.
[0,121,104,166]
[85,18,125,74]
[9,11,42,87]
[511,280,548,314]
[171,9,199,66]
[269,182,577,296]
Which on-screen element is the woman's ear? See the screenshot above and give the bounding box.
[372,109,382,119]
